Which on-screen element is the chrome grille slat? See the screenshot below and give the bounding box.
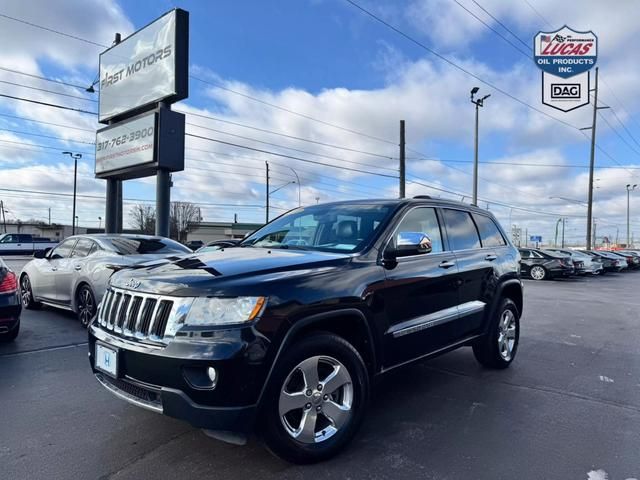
[97,287,178,344]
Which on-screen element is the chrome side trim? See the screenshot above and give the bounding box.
[95,373,163,414]
[389,300,486,338]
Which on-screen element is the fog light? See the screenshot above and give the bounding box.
[207,367,217,386]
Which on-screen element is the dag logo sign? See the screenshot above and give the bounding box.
[533,26,597,112]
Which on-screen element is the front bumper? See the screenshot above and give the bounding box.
[88,323,271,433]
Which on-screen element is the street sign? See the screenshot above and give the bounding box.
[95,108,185,180]
[530,235,542,243]
[98,9,189,124]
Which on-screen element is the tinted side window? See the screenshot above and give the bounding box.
[393,207,444,253]
[71,239,94,258]
[442,209,481,251]
[473,214,506,247]
[51,239,75,259]
[18,234,32,242]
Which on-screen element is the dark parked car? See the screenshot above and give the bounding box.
[518,248,574,280]
[89,198,523,463]
[196,239,241,253]
[609,250,640,269]
[0,257,21,342]
[584,251,625,272]
[185,240,204,251]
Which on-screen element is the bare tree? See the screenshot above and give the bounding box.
[170,202,202,241]
[128,204,156,234]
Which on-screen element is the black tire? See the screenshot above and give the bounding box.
[76,285,96,328]
[473,298,520,369]
[20,274,42,310]
[260,332,369,464]
[0,320,19,343]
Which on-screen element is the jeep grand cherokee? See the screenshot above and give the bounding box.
[88,198,523,463]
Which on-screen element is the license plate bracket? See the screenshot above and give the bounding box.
[95,342,119,378]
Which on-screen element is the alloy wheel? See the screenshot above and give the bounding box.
[497,309,517,361]
[279,355,353,444]
[530,266,545,280]
[20,276,32,307]
[77,288,95,327]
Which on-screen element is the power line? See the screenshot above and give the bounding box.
[0,93,97,115]
[0,79,97,102]
[0,66,88,91]
[0,112,94,132]
[189,74,398,146]
[470,0,531,50]
[186,121,399,172]
[597,111,640,158]
[521,0,554,29]
[0,128,94,145]
[0,138,94,155]
[176,109,396,159]
[185,133,399,178]
[452,0,530,58]
[343,0,579,131]
[0,12,108,48]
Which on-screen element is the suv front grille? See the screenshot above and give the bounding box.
[97,288,175,341]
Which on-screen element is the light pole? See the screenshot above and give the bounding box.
[470,87,490,206]
[289,167,301,206]
[75,215,79,232]
[627,184,637,246]
[98,216,102,230]
[63,151,82,235]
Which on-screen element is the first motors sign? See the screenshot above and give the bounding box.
[98,9,188,123]
[534,26,597,112]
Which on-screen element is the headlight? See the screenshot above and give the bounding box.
[184,296,266,327]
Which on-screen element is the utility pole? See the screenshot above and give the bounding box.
[592,220,597,248]
[399,120,406,198]
[626,184,637,246]
[63,151,82,235]
[470,87,490,206]
[265,161,270,224]
[581,67,608,249]
[561,218,566,248]
[48,207,51,225]
[0,200,6,233]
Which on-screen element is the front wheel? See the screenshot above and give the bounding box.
[473,298,520,369]
[20,274,42,310]
[261,333,369,464]
[529,265,547,280]
[76,285,96,328]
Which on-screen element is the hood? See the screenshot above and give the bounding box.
[108,247,352,295]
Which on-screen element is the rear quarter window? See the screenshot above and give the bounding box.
[472,214,506,247]
[442,209,481,251]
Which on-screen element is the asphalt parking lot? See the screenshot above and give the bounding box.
[1,267,639,480]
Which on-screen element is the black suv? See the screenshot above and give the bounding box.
[88,198,523,463]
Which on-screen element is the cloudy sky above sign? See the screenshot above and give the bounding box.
[0,0,639,244]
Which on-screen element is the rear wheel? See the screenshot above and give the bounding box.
[529,265,547,281]
[76,285,96,328]
[261,333,369,464]
[20,274,42,310]
[473,298,520,369]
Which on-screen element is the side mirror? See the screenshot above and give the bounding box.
[386,231,433,259]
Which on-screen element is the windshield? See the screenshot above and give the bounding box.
[103,237,191,255]
[241,203,394,253]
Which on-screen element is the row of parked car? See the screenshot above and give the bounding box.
[518,247,640,280]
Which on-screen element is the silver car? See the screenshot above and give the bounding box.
[545,248,604,275]
[20,234,191,326]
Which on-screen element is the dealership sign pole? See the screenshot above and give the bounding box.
[96,9,189,237]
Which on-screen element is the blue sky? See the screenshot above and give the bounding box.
[1,0,640,245]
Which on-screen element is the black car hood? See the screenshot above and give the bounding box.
[109,247,352,295]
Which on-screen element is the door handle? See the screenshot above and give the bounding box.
[485,254,497,261]
[438,260,456,269]
[74,265,82,271]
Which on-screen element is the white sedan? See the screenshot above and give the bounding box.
[19,234,191,326]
